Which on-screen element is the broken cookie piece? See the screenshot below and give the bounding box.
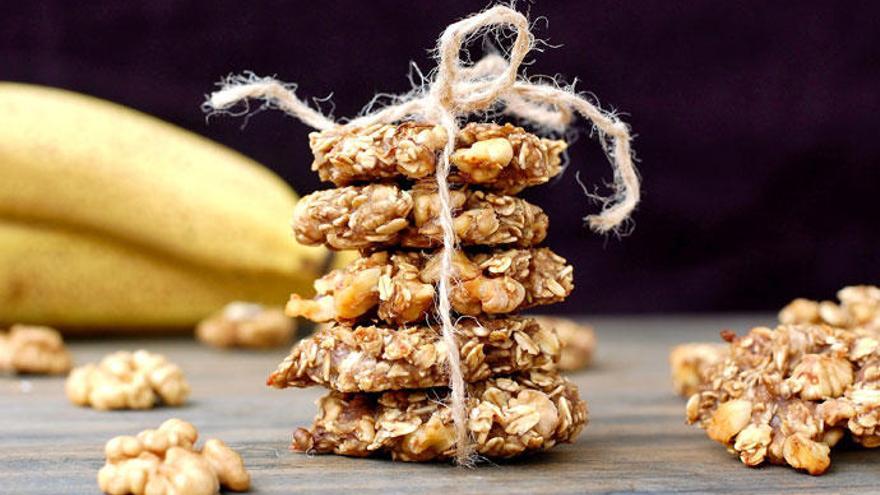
[292,370,586,462]
[196,302,295,349]
[310,122,566,193]
[686,324,880,475]
[0,324,72,375]
[66,350,190,410]
[291,182,548,250]
[532,316,596,372]
[267,317,559,392]
[98,418,249,494]
[287,248,573,325]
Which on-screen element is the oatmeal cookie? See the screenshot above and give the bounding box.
[287,248,572,324]
[292,370,587,461]
[686,324,880,475]
[309,122,566,194]
[267,317,559,392]
[291,182,548,250]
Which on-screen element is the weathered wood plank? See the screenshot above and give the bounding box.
[1,315,878,494]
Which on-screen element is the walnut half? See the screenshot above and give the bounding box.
[196,302,295,349]
[0,324,72,375]
[66,350,190,410]
[98,418,249,494]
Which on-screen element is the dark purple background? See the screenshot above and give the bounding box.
[4,1,878,313]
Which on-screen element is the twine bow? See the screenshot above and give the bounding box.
[207,5,640,465]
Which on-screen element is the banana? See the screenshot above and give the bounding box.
[328,250,362,272]
[0,220,316,330]
[0,83,327,330]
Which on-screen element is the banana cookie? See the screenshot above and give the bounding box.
[309,122,566,193]
[287,248,572,325]
[267,317,560,392]
[292,370,587,462]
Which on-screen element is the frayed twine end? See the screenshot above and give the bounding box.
[205,73,336,131]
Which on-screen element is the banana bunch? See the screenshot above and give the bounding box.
[0,83,328,331]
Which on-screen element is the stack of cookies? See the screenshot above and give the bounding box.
[268,122,588,462]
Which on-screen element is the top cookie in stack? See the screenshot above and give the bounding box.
[270,121,588,462]
[309,122,567,193]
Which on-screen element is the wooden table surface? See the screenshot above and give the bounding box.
[3,314,879,494]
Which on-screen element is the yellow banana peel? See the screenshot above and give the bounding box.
[0,83,328,331]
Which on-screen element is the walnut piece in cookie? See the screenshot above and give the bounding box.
[669,342,726,396]
[292,370,587,462]
[531,316,596,372]
[287,248,573,325]
[291,182,548,250]
[779,285,880,332]
[267,317,559,392]
[98,418,249,495]
[401,181,548,249]
[0,324,72,375]
[685,324,880,475]
[66,350,190,410]
[196,302,295,349]
[309,122,566,194]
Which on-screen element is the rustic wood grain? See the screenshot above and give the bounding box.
[2,315,879,494]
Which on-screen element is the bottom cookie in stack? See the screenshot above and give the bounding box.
[292,370,587,462]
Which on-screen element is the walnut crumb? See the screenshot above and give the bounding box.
[98,418,249,494]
